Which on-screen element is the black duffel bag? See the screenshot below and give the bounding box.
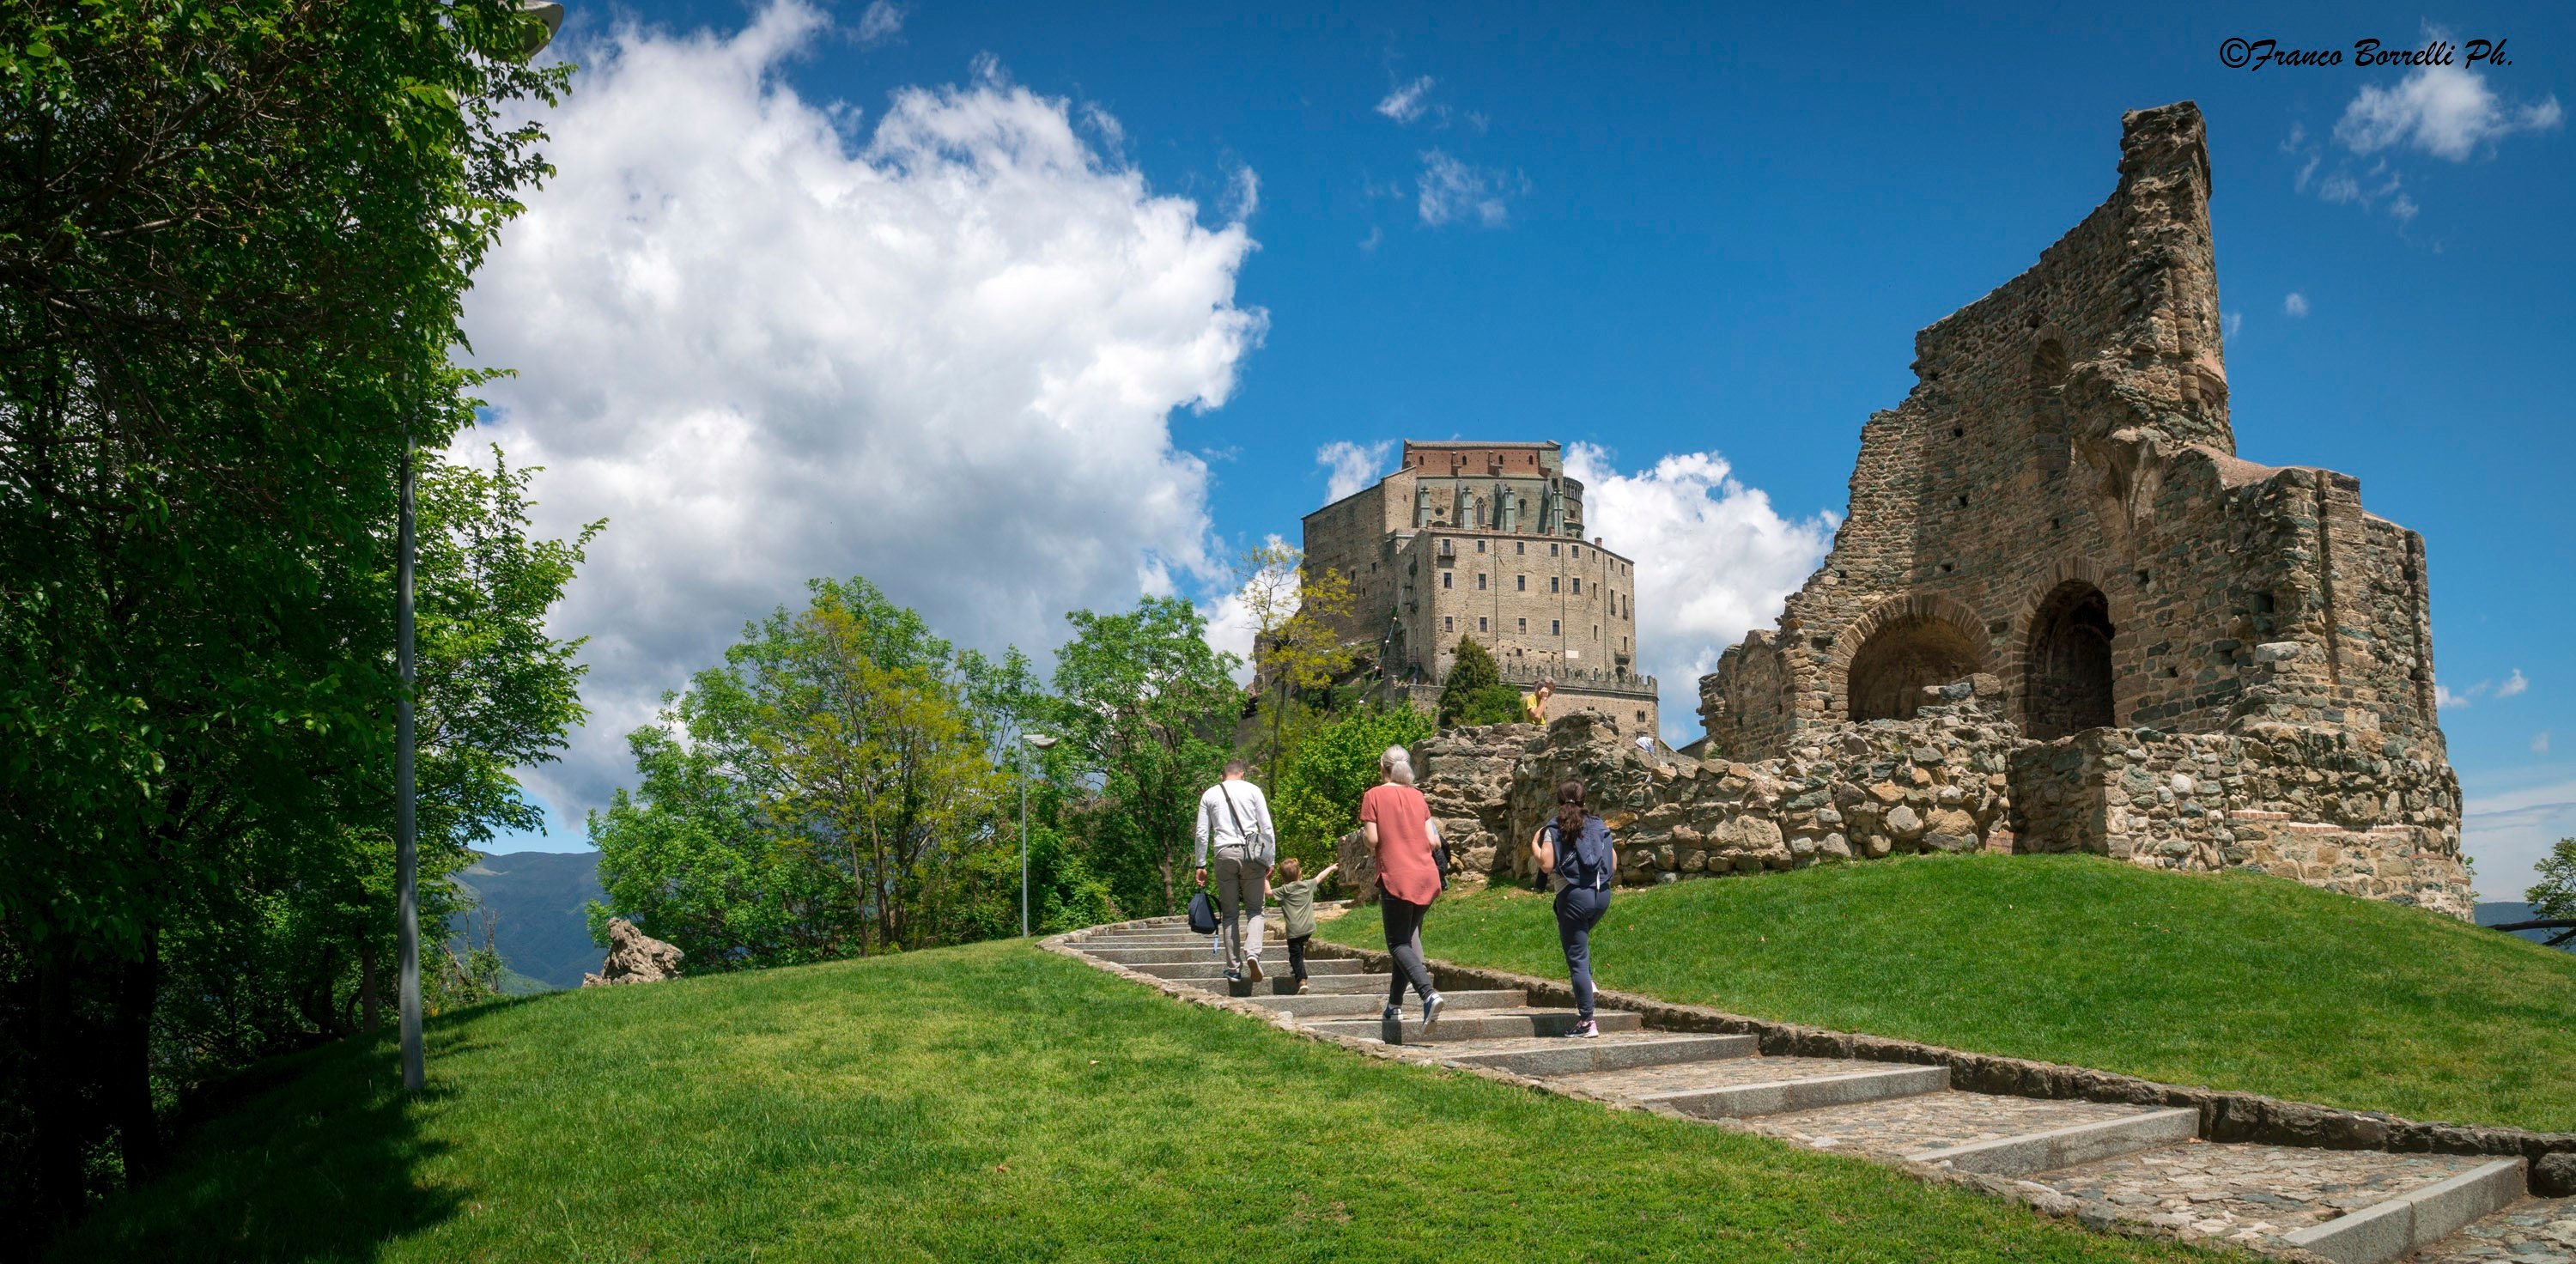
[1187,890,1219,935]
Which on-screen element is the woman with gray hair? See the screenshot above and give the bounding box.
[1359,744,1447,1031]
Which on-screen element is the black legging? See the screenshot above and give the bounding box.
[1554,885,1610,1019]
[1381,894,1437,1006]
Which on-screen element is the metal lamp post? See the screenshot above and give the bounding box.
[1018,733,1058,937]
[400,0,568,1095]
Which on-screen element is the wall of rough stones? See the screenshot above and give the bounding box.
[1677,101,2456,919]
[1443,692,2470,921]
[2011,723,2471,919]
[1696,102,2442,769]
[1490,701,2022,887]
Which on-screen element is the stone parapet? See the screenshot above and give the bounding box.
[2009,724,2470,919]
[1499,693,2023,886]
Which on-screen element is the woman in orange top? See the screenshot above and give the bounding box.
[1359,744,1447,1031]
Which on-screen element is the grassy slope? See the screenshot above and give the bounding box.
[60,939,2219,1263]
[1320,854,2576,1132]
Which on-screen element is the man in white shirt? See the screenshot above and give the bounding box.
[1193,760,1277,983]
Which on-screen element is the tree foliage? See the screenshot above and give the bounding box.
[591,578,1044,969]
[1046,597,1242,916]
[2529,838,2576,924]
[1437,636,1522,726]
[1236,544,1357,781]
[1273,706,1434,877]
[0,0,568,1230]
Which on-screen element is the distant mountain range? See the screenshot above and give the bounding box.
[2476,902,2575,954]
[452,851,608,991]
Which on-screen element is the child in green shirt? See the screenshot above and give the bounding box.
[1267,858,1338,993]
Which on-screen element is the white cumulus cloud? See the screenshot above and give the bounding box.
[2499,668,2530,698]
[2283,292,2311,318]
[465,2,1265,829]
[1564,446,1838,742]
[1316,440,1394,504]
[2335,55,2563,161]
[2536,731,2553,756]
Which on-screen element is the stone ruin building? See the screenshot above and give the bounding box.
[1303,440,1658,734]
[1372,103,2470,920]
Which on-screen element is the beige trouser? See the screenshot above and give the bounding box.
[1210,850,1269,975]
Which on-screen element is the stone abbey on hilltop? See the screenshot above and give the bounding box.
[1380,102,2470,919]
[1303,440,1659,734]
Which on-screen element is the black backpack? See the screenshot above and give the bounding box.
[1186,890,1219,935]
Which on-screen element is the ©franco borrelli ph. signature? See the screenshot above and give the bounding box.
[2219,36,2517,70]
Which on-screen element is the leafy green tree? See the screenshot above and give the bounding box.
[2526,839,2576,948]
[1273,706,1435,876]
[591,578,1018,967]
[0,0,564,1219]
[1437,636,1523,726]
[1236,544,1358,781]
[1048,597,1242,915]
[2531,839,2576,916]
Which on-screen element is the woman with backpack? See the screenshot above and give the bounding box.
[1528,778,1614,1038]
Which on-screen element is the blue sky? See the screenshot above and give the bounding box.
[469,0,2573,897]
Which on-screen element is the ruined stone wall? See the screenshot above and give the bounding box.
[1411,722,1540,889]
[1687,103,2453,927]
[1496,702,2021,887]
[2011,724,2470,919]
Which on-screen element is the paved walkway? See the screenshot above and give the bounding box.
[1060,921,2567,1264]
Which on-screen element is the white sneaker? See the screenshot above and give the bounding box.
[1243,956,1263,983]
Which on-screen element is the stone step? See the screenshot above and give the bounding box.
[1305,1007,1643,1044]
[2406,1192,2576,1264]
[1174,974,1400,998]
[1088,933,1286,945]
[1281,972,1395,993]
[1083,946,1308,966]
[1548,1054,1947,1119]
[1127,959,1368,981]
[1242,988,1526,1019]
[2281,1158,2524,1264]
[1743,1092,2198,1176]
[2029,1141,2522,1261]
[1437,1032,1757,1078]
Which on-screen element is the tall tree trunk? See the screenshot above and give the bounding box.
[108,927,162,1185]
[31,950,88,1230]
[360,945,380,1030]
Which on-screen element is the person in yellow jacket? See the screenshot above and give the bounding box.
[1522,678,1554,726]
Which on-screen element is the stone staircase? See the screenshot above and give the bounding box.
[1068,923,2575,1264]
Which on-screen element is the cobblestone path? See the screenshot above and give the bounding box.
[1067,921,2551,1264]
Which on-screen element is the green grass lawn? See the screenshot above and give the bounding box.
[1319,854,2576,1132]
[58,938,2226,1263]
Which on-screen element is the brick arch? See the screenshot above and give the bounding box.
[1826,594,1994,722]
[2001,557,2136,733]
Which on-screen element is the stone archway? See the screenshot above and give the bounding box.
[2025,580,2117,738]
[1845,613,1985,723]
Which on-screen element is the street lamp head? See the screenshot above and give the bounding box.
[1023,732,1059,750]
[517,0,566,58]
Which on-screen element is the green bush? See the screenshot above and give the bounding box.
[1437,636,1503,726]
[1273,706,1435,878]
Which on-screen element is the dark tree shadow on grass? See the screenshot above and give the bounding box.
[45,1003,537,1262]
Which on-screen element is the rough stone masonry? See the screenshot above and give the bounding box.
[1434,103,2470,918]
